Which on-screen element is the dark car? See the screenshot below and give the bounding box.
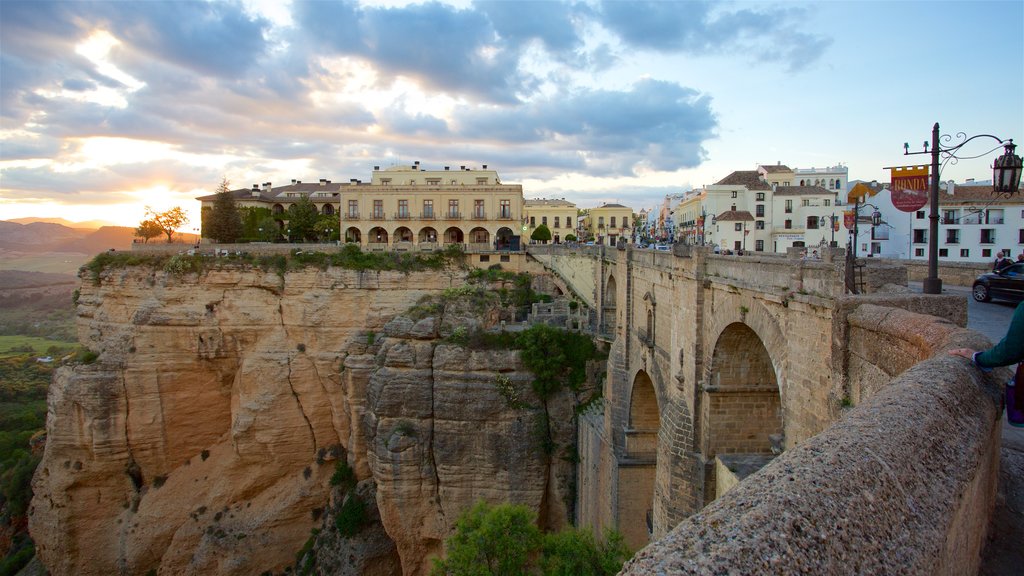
[972,262,1024,303]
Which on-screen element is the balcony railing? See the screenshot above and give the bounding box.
[370,213,386,220]
[444,212,463,220]
[497,213,513,220]
[393,212,411,220]
[420,212,435,220]
[344,213,360,220]
[471,212,487,220]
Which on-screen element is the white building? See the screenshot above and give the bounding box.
[858,182,1024,262]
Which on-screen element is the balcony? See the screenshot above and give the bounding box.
[344,213,360,220]
[370,213,386,221]
[443,212,463,220]
[420,212,435,220]
[497,212,513,220]
[393,212,411,220]
[471,212,487,220]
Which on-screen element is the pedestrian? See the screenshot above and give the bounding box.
[949,300,1024,427]
[1017,253,1024,263]
[993,251,1013,271]
[811,250,820,260]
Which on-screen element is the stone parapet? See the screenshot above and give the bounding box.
[621,307,1003,576]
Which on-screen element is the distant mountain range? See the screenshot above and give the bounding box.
[6,217,117,229]
[0,221,138,254]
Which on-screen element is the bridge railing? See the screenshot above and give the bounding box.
[621,304,1002,576]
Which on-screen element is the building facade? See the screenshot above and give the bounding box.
[523,198,578,243]
[583,203,634,246]
[339,163,523,251]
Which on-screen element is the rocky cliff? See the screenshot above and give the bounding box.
[30,262,575,575]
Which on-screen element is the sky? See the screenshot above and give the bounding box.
[1,0,1022,230]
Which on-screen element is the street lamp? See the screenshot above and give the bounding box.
[904,123,1022,294]
[818,215,838,246]
[286,228,291,243]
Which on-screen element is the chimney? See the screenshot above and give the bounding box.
[482,164,488,169]
[415,161,420,167]
[263,182,271,192]
[326,180,331,185]
[350,179,358,184]
[460,165,466,170]
[296,180,301,185]
[320,178,326,186]
[374,165,380,171]
[251,184,259,197]
[444,166,450,171]
[291,179,297,184]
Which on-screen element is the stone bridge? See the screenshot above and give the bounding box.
[528,244,1002,574]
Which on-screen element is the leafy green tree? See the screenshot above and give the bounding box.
[206,177,243,243]
[286,196,318,242]
[241,207,274,240]
[540,528,631,576]
[134,219,162,243]
[314,215,340,242]
[429,502,630,576]
[564,234,577,243]
[144,206,188,243]
[530,224,552,243]
[430,502,542,576]
[255,216,279,242]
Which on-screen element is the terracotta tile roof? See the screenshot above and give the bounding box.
[759,164,792,173]
[714,210,755,222]
[940,184,1020,204]
[773,185,834,196]
[715,171,771,190]
[196,182,343,202]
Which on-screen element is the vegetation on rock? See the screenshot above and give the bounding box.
[429,501,629,576]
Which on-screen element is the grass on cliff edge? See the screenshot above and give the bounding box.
[83,243,467,283]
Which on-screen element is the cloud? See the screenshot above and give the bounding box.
[453,79,716,175]
[595,0,830,70]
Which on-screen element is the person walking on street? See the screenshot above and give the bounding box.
[949,300,1024,427]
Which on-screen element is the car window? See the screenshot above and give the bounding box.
[1007,264,1024,277]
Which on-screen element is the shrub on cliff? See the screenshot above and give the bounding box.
[429,502,629,576]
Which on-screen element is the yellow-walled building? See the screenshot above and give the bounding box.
[523,198,578,243]
[584,203,634,246]
[339,162,524,250]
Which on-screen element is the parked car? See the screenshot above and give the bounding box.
[654,244,670,251]
[972,263,1024,303]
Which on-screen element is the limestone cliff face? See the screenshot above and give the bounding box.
[30,264,572,575]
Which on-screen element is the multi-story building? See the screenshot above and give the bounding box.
[340,163,523,250]
[197,179,343,240]
[863,182,1024,261]
[584,203,634,246]
[523,198,577,243]
[676,164,846,253]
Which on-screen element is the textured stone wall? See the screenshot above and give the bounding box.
[621,309,1002,575]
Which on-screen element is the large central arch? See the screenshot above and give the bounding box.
[619,370,659,551]
[700,322,781,504]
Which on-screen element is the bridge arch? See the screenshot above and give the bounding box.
[602,274,618,336]
[619,369,659,550]
[700,308,784,504]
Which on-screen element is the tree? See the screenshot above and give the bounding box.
[564,234,577,243]
[286,196,318,242]
[256,216,279,242]
[314,215,339,242]
[144,206,188,243]
[135,220,162,243]
[206,177,243,243]
[430,502,541,576]
[531,224,552,243]
[429,502,629,576]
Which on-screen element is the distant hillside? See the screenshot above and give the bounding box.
[0,221,137,253]
[6,217,115,229]
[0,270,77,289]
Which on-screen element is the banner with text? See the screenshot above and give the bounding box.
[890,165,929,212]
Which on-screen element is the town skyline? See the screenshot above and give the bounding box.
[2,0,1022,229]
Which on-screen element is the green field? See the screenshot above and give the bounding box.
[0,336,75,359]
[0,253,89,275]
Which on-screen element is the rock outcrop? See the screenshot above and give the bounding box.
[30,263,575,575]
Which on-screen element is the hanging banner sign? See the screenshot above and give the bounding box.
[889,165,929,212]
[843,210,856,229]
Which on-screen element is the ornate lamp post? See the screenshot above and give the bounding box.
[903,123,1022,294]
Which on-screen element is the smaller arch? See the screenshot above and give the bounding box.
[369,227,389,244]
[345,227,361,243]
[393,226,413,243]
[443,227,464,244]
[321,204,335,215]
[495,226,514,249]
[418,227,438,243]
[272,204,285,215]
[469,227,489,244]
